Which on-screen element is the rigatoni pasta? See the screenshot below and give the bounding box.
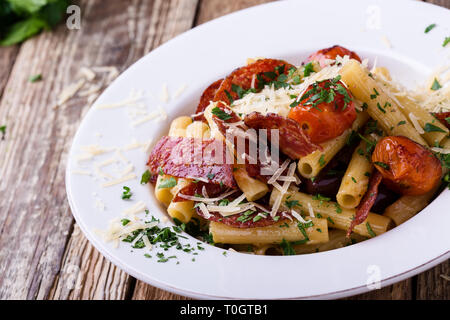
[340,59,427,145]
[142,45,448,257]
[336,137,375,209]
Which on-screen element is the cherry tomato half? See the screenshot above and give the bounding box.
[372,136,442,196]
[288,79,357,144]
[306,45,362,68]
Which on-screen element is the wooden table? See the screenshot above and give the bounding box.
[0,0,448,300]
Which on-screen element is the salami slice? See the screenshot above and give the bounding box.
[196,206,292,228]
[147,136,236,188]
[244,112,320,159]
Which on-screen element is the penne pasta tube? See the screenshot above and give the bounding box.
[185,121,210,140]
[297,111,369,178]
[382,186,438,226]
[168,116,193,137]
[270,189,394,237]
[336,138,374,209]
[210,217,329,245]
[372,67,449,147]
[340,59,427,145]
[233,166,269,201]
[292,229,368,254]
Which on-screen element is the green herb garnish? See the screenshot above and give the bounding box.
[29,74,42,82]
[424,123,446,133]
[366,222,376,237]
[157,177,177,189]
[211,106,232,120]
[425,24,436,33]
[373,161,390,170]
[121,186,132,200]
[140,170,151,184]
[431,78,442,91]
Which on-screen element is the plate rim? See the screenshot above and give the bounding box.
[65,0,450,300]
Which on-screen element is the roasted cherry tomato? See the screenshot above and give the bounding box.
[214,58,294,105]
[372,136,442,196]
[288,79,357,144]
[306,45,362,68]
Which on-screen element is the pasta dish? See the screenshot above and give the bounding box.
[144,46,450,255]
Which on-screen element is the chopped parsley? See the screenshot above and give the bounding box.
[376,102,386,114]
[280,239,296,255]
[397,120,406,126]
[351,177,357,183]
[29,74,42,82]
[312,194,331,205]
[231,83,256,99]
[318,154,326,167]
[366,222,376,237]
[443,36,450,48]
[236,210,255,223]
[253,215,262,223]
[424,24,436,33]
[373,161,390,170]
[299,75,352,111]
[370,88,379,99]
[121,219,131,226]
[424,123,446,133]
[431,78,442,91]
[334,203,342,214]
[303,62,315,77]
[211,107,232,120]
[297,220,314,241]
[285,199,300,209]
[327,217,335,225]
[140,170,152,184]
[218,199,230,206]
[121,186,132,200]
[157,177,177,189]
[0,125,5,140]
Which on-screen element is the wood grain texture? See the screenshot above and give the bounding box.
[195,0,275,25]
[0,0,199,300]
[416,259,449,300]
[0,0,448,301]
[347,279,412,300]
[0,46,20,98]
[49,0,200,300]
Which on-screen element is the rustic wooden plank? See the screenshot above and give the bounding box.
[0,45,20,98]
[48,224,132,300]
[425,0,450,9]
[416,259,449,300]
[346,279,412,300]
[195,0,275,25]
[0,0,199,300]
[132,282,193,300]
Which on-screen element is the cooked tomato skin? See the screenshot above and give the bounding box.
[372,136,442,196]
[307,45,362,68]
[288,80,357,144]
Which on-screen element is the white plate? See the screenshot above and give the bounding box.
[66,0,450,299]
